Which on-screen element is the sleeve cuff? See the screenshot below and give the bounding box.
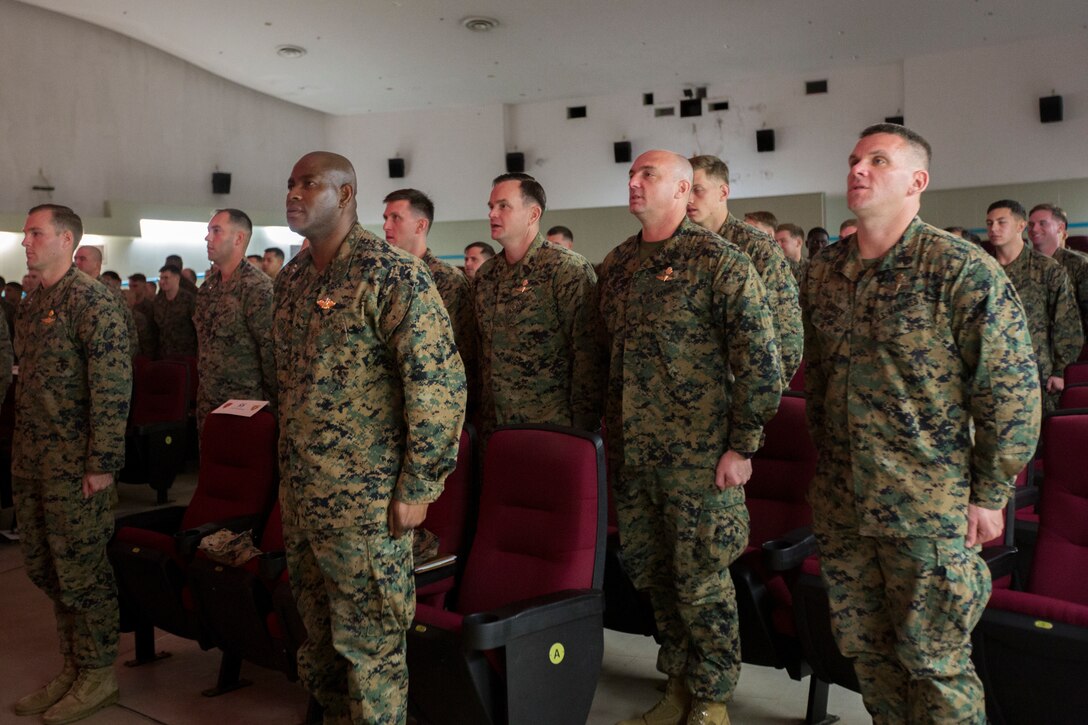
[394,469,444,505]
[969,477,1013,510]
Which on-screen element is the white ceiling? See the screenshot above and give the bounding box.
[17,0,1088,116]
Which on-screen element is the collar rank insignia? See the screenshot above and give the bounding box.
[514,278,530,294]
[656,266,674,282]
[316,297,336,311]
[42,309,56,325]
[894,273,906,295]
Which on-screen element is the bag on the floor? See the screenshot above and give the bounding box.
[197,528,263,566]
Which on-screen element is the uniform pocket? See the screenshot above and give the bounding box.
[912,539,990,667]
[675,493,749,606]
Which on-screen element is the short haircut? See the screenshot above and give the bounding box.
[465,241,496,258]
[215,208,253,239]
[6,282,22,292]
[101,271,121,284]
[158,264,182,276]
[987,199,1027,220]
[839,218,858,233]
[492,172,547,212]
[546,225,574,242]
[29,203,83,245]
[247,254,262,262]
[128,273,147,283]
[859,123,932,168]
[383,188,435,225]
[745,211,778,229]
[689,155,730,185]
[1029,203,1068,228]
[776,223,805,239]
[166,254,183,266]
[264,247,285,262]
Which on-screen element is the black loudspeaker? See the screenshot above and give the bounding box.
[756,129,776,153]
[211,172,231,194]
[614,141,632,164]
[505,152,525,173]
[1040,95,1063,124]
[388,158,405,178]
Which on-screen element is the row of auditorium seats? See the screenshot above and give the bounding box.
[108,415,608,725]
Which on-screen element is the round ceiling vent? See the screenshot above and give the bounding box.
[276,45,307,59]
[461,16,499,32]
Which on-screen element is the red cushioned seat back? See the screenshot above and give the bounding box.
[455,426,605,617]
[181,410,278,531]
[1066,235,1088,255]
[421,427,474,557]
[1060,384,1088,410]
[1030,412,1088,604]
[131,360,189,425]
[788,360,805,392]
[746,393,815,550]
[1065,362,1088,386]
[162,354,199,405]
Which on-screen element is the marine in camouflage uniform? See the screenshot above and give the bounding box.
[1053,246,1088,344]
[607,152,781,725]
[194,209,276,432]
[151,287,197,357]
[805,128,1040,724]
[422,249,474,370]
[278,153,465,724]
[1028,202,1088,357]
[687,156,803,386]
[474,174,602,442]
[13,205,131,722]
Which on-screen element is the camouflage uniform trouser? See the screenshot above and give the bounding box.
[816,528,990,725]
[284,524,415,725]
[13,475,119,669]
[616,467,749,702]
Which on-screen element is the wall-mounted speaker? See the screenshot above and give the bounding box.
[614,141,632,164]
[505,152,525,173]
[1040,95,1063,124]
[211,172,231,194]
[388,158,405,178]
[756,129,776,153]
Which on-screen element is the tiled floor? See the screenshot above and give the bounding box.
[0,476,871,724]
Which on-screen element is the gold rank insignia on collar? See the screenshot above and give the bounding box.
[42,309,57,325]
[656,266,674,282]
[316,297,336,311]
[514,278,530,294]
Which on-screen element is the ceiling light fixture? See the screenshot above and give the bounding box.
[276,44,307,59]
[461,16,499,32]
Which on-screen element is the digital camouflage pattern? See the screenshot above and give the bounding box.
[818,531,990,724]
[599,217,781,703]
[615,468,749,702]
[422,249,476,396]
[12,265,131,670]
[274,223,464,723]
[598,217,782,475]
[473,233,602,441]
[803,219,1040,538]
[1054,246,1088,344]
[132,307,157,358]
[151,287,197,357]
[96,277,139,358]
[194,259,276,429]
[0,312,11,396]
[717,215,803,385]
[999,241,1083,411]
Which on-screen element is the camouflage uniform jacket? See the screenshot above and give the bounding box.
[273,223,466,531]
[717,215,803,385]
[1054,246,1088,343]
[194,259,277,421]
[803,218,1040,538]
[422,249,475,374]
[13,266,131,478]
[598,217,782,483]
[1000,241,1083,383]
[473,234,603,439]
[97,278,139,358]
[152,288,197,357]
[0,310,11,397]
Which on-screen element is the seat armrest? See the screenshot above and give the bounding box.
[114,505,187,536]
[981,545,1018,581]
[462,589,604,651]
[413,554,457,589]
[174,513,262,557]
[762,527,818,571]
[1013,485,1039,510]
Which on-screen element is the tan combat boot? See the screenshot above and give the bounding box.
[616,677,691,725]
[13,660,78,715]
[687,699,730,725]
[41,666,119,725]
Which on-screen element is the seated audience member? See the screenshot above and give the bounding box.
[463,240,495,280]
[743,210,778,236]
[545,224,575,250]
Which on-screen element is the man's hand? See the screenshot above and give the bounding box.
[1046,375,1065,394]
[82,472,114,499]
[965,504,1004,548]
[388,499,429,539]
[714,450,752,491]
